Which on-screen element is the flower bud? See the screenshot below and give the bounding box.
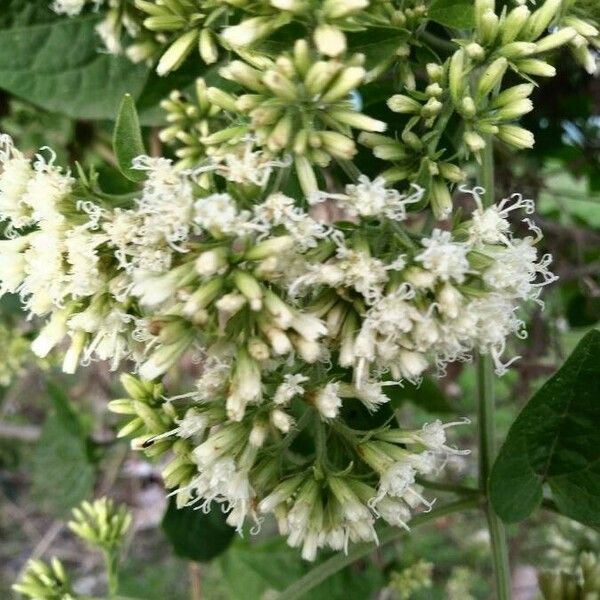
[426,62,445,83]
[206,87,237,114]
[500,5,530,44]
[263,70,298,101]
[430,178,453,220]
[477,57,508,98]
[421,97,443,118]
[499,41,537,59]
[478,10,500,45]
[157,30,198,76]
[199,28,218,64]
[329,109,386,132]
[494,97,533,121]
[320,66,366,102]
[293,39,311,75]
[448,49,466,105]
[563,16,599,39]
[513,58,556,77]
[387,94,421,114]
[248,337,270,361]
[195,247,229,276]
[233,271,263,310]
[220,60,265,92]
[438,162,465,183]
[491,83,534,108]
[460,96,477,118]
[320,131,357,159]
[323,0,368,19]
[268,113,294,151]
[304,61,340,96]
[464,130,486,153]
[535,27,577,53]
[314,24,347,57]
[465,42,485,61]
[523,0,561,40]
[496,124,535,148]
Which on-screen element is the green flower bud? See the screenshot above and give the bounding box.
[523,0,562,40]
[382,165,412,183]
[465,42,485,61]
[295,155,318,195]
[439,162,465,183]
[430,178,453,220]
[387,94,421,114]
[498,41,537,59]
[448,49,466,105]
[494,97,533,120]
[460,96,477,118]
[199,28,218,64]
[477,57,508,98]
[206,87,238,112]
[157,30,199,76]
[320,131,357,159]
[535,27,577,53]
[497,124,535,148]
[425,82,443,97]
[491,83,534,108]
[479,10,500,45]
[329,109,387,132]
[500,5,531,44]
[426,62,445,83]
[514,58,556,77]
[421,97,443,118]
[464,130,486,153]
[321,66,366,102]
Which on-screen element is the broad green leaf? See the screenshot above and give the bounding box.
[219,538,384,600]
[0,8,149,120]
[386,376,454,414]
[161,497,235,562]
[429,0,475,29]
[31,383,95,516]
[348,28,410,71]
[490,330,600,525]
[113,94,147,182]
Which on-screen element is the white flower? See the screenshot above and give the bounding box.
[273,374,308,405]
[415,229,470,283]
[0,135,34,229]
[313,383,342,419]
[194,193,249,235]
[312,176,423,221]
[0,236,30,293]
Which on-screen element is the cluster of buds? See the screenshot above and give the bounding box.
[159,79,226,170]
[539,552,600,599]
[13,497,132,599]
[13,558,75,600]
[204,41,386,194]
[68,497,132,552]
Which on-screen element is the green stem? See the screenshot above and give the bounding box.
[416,477,479,497]
[477,140,512,600]
[275,498,479,600]
[104,549,119,599]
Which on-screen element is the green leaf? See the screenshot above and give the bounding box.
[0,8,149,120]
[386,377,454,413]
[31,383,95,516]
[490,330,600,525]
[429,0,475,29]
[161,497,235,562]
[219,538,384,600]
[348,27,410,71]
[113,94,147,182]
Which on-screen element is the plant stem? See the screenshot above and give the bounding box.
[275,498,479,600]
[477,139,512,600]
[104,549,119,599]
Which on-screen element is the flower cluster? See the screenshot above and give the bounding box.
[0,127,558,558]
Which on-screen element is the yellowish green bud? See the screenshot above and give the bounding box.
[514,58,556,77]
[499,41,537,59]
[157,29,198,76]
[314,24,347,57]
[477,57,508,98]
[199,28,218,64]
[501,5,530,44]
[523,0,561,40]
[430,178,453,220]
[321,66,366,102]
[535,27,577,53]
[387,94,421,113]
[497,124,535,148]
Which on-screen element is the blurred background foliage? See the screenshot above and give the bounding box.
[0,1,598,599]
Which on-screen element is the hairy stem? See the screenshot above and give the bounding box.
[477,139,512,600]
[104,549,119,599]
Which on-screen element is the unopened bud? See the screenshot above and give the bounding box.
[501,5,530,44]
[157,30,198,76]
[430,178,453,220]
[497,124,535,148]
[314,24,346,57]
[477,57,508,98]
[514,58,556,77]
[387,94,421,114]
[535,27,577,53]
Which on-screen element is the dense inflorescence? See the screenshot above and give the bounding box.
[15,0,596,560]
[0,126,556,558]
